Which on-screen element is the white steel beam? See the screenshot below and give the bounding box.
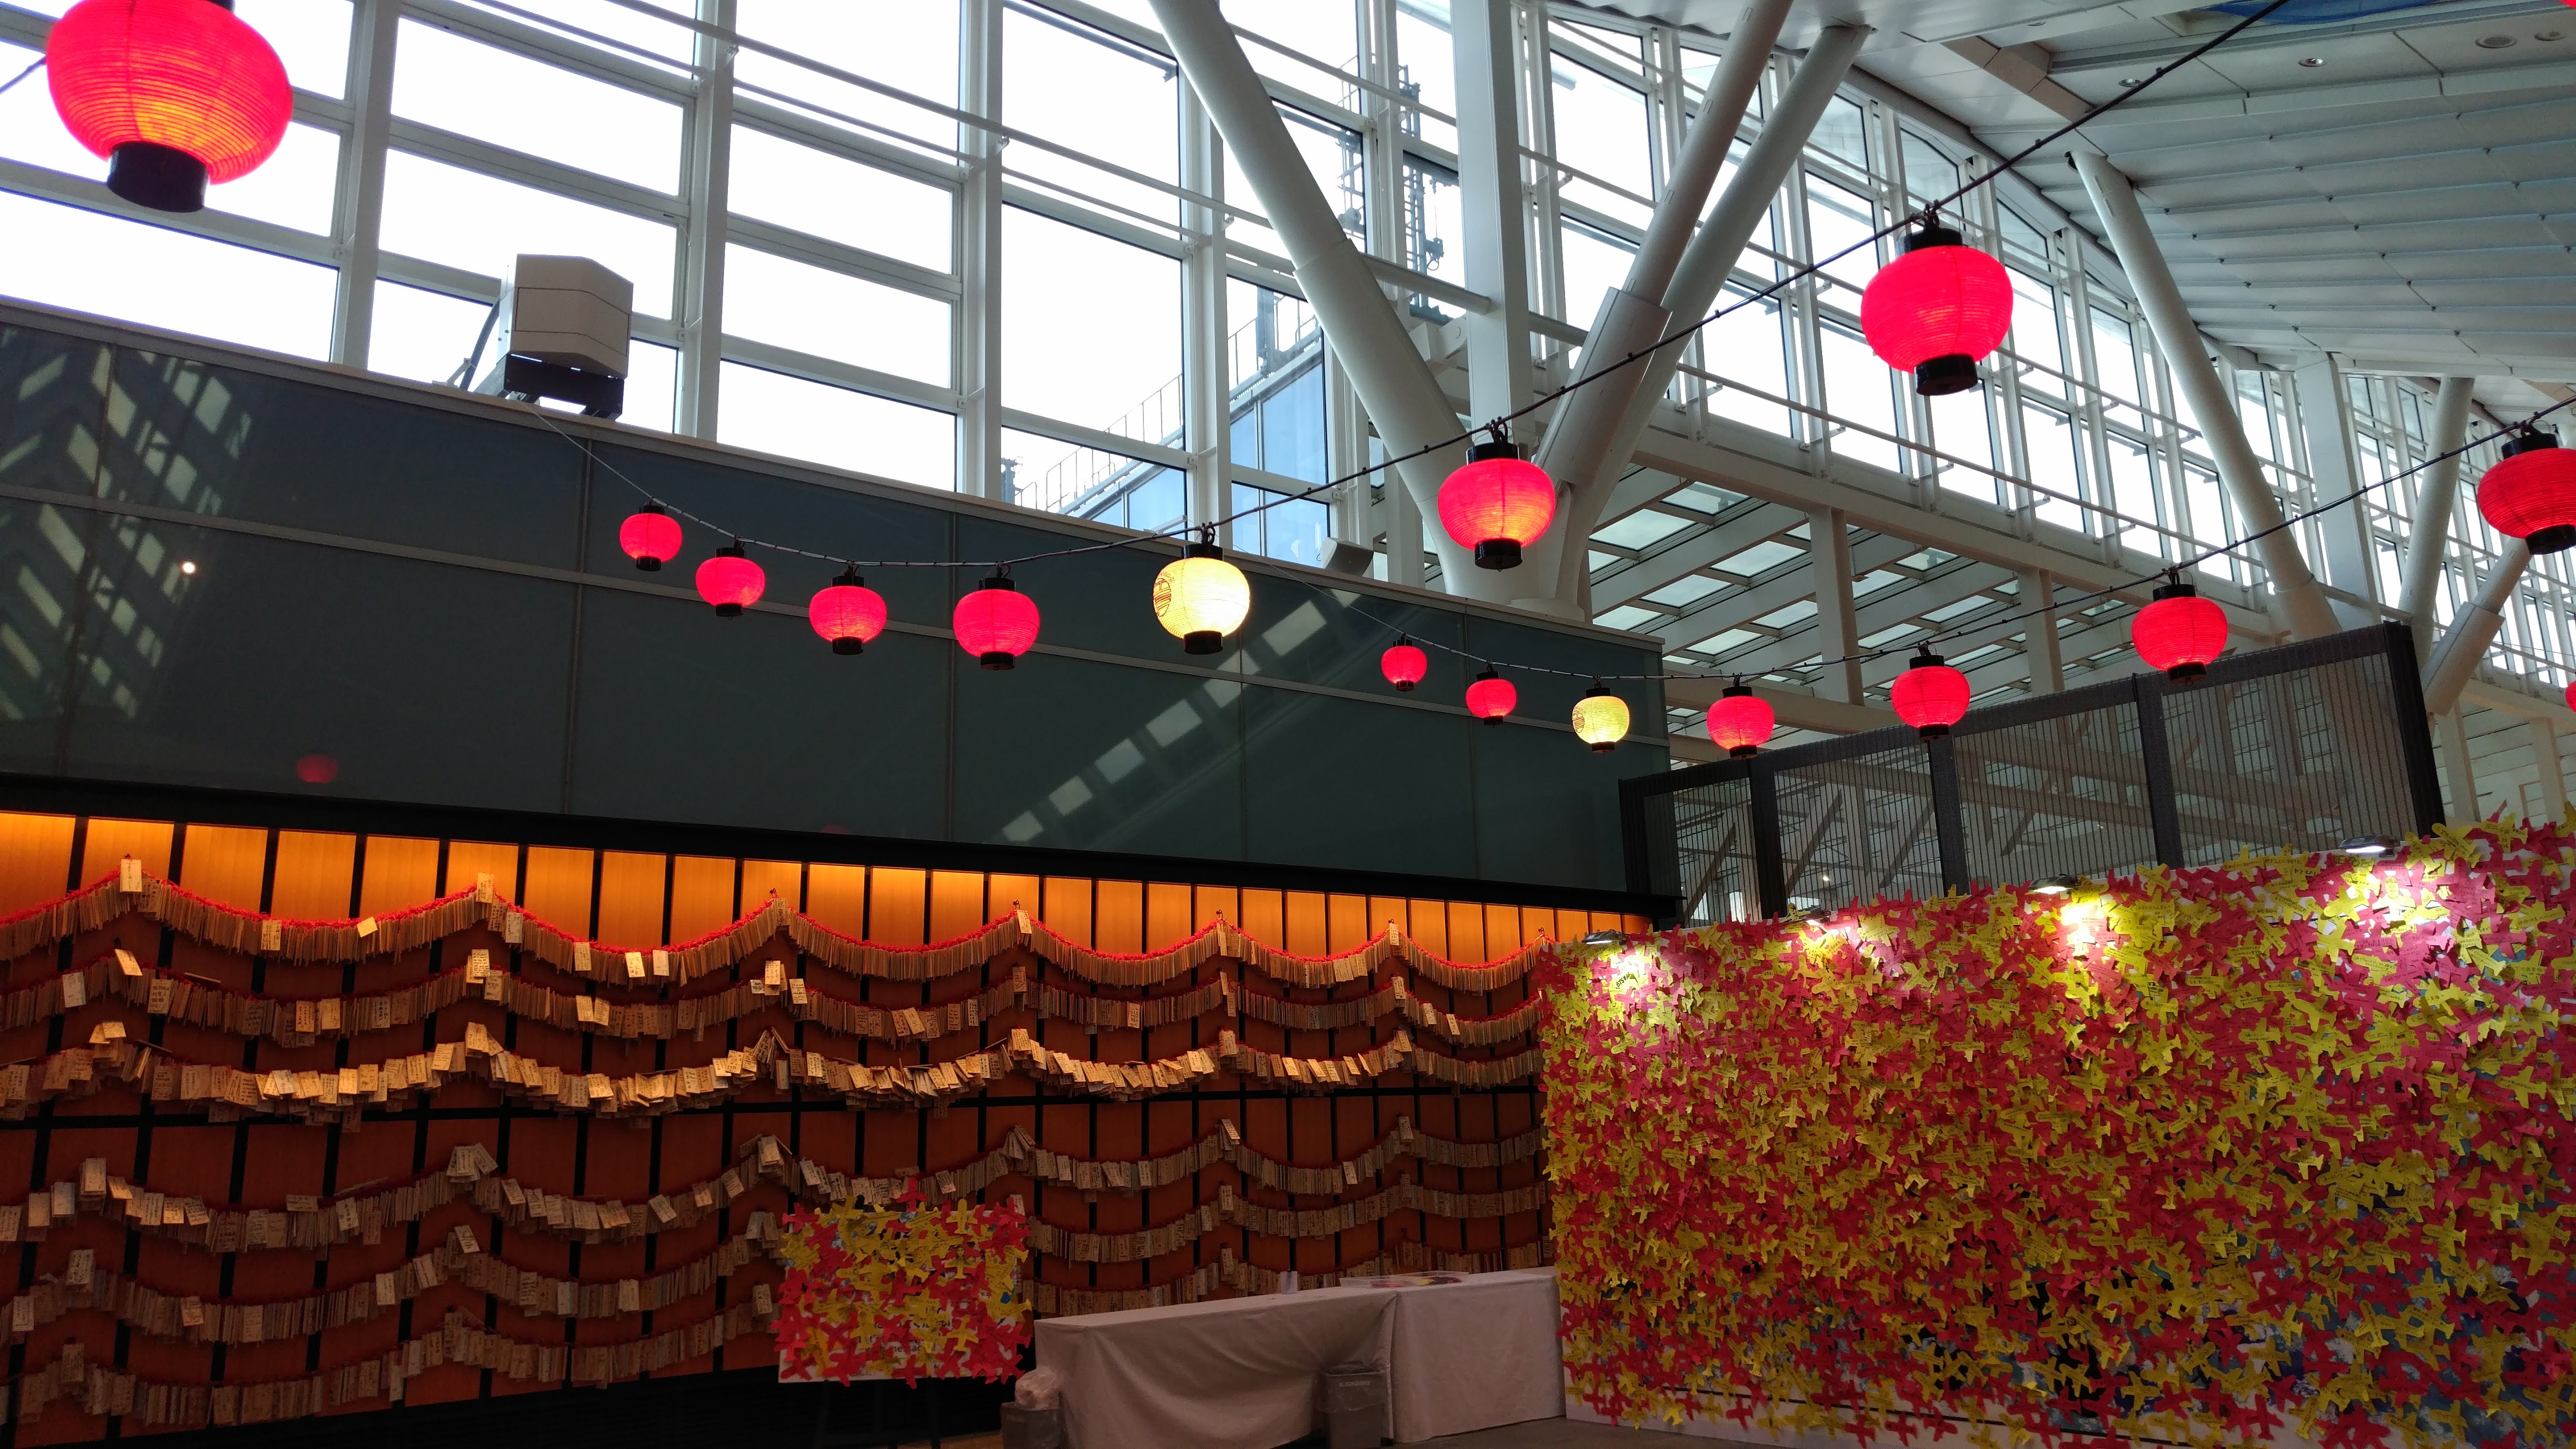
[2396,376,2476,663]
[2533,716,2568,822]
[956,0,1005,499]
[1532,23,1865,610]
[1527,0,1789,573]
[1450,0,1533,421]
[674,0,736,439]
[1179,81,1232,541]
[1145,0,1492,594]
[2071,151,2341,641]
[1807,507,1864,704]
[2019,568,2064,693]
[2422,540,2533,715]
[2291,354,2381,627]
[327,0,400,370]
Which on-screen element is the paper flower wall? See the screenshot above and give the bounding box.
[1539,819,2576,1449]
[774,1190,1030,1384]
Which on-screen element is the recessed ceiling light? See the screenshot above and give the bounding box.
[2537,30,2565,43]
[2117,76,2144,87]
[2476,34,2518,48]
[179,561,197,575]
[2297,56,2326,67]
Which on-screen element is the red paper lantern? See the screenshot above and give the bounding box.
[2131,578,2229,681]
[1465,667,1516,724]
[2476,429,2576,555]
[1860,221,2013,397]
[619,503,682,572]
[1890,649,1971,738]
[954,573,1039,670]
[694,541,763,616]
[809,568,887,655]
[47,0,294,213]
[1381,639,1428,692]
[1707,684,1774,758]
[1437,435,1556,570]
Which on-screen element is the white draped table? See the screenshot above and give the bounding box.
[1033,1267,1563,1449]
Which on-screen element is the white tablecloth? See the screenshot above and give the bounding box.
[1035,1288,1396,1449]
[1034,1268,1564,1449]
[1384,1267,1564,1441]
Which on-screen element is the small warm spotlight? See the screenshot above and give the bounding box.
[2337,836,2399,858]
[2030,875,2081,896]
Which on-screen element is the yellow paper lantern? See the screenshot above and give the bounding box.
[1152,541,1250,654]
[1571,683,1630,753]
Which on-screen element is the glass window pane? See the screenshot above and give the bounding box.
[1004,7,1179,224]
[1407,157,1463,297]
[1804,172,1879,294]
[1225,281,1317,394]
[2091,307,2141,404]
[735,0,958,151]
[392,20,681,192]
[1233,483,1330,568]
[1810,95,1868,171]
[1559,222,1633,329]
[1002,208,1180,446]
[1819,324,1899,473]
[727,127,953,272]
[1928,388,1994,505]
[1394,9,1456,150]
[2106,433,2159,553]
[1900,130,1957,208]
[1550,56,1651,224]
[723,244,950,385]
[458,0,696,63]
[0,193,333,358]
[368,279,492,384]
[2009,270,2063,379]
[380,151,678,316]
[236,0,354,98]
[1005,428,1174,525]
[716,362,954,488]
[1706,287,1790,436]
[1255,361,1326,485]
[2023,403,2085,533]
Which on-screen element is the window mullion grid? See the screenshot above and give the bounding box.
[1781,161,1824,459]
[956,0,1004,499]
[1520,0,1566,334]
[2061,236,2111,550]
[328,0,400,369]
[673,0,734,438]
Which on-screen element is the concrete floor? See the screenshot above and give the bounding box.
[1396,1421,1690,1449]
[909,1414,1690,1449]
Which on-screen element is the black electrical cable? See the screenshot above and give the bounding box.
[510,0,2565,708]
[555,0,2300,573]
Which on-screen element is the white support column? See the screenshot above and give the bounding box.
[1534,21,1860,608]
[2440,711,2480,824]
[2291,353,2379,625]
[2397,376,2476,662]
[1528,0,1787,526]
[1145,0,1494,594]
[2020,568,2064,693]
[674,0,737,439]
[1179,81,1232,542]
[2072,152,2339,641]
[1450,0,1533,421]
[327,0,399,370]
[956,0,1006,499]
[2421,540,2531,715]
[2532,715,2567,823]
[1809,508,1864,705]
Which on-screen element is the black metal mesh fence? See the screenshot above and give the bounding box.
[1772,743,1945,914]
[1622,625,2441,925]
